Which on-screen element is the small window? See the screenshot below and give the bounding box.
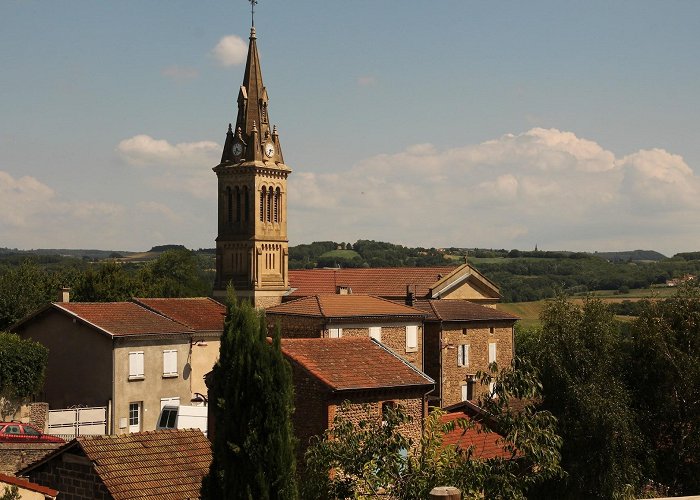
[458,344,469,367]
[488,342,497,365]
[328,328,342,338]
[369,326,381,342]
[128,351,144,380]
[406,325,418,352]
[462,327,468,335]
[158,407,178,429]
[163,350,178,378]
[489,326,495,335]
[488,380,496,398]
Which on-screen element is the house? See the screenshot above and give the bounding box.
[18,429,211,500]
[287,263,502,306]
[277,337,434,461]
[0,473,58,500]
[266,294,426,370]
[12,299,222,434]
[132,297,225,397]
[414,300,518,407]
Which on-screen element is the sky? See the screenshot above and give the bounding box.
[2,1,700,256]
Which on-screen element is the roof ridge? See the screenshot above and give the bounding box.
[315,295,325,316]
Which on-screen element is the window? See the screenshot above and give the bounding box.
[128,351,144,380]
[461,382,475,401]
[163,350,178,378]
[226,187,232,223]
[328,328,342,338]
[259,187,266,221]
[458,344,469,367]
[158,407,178,429]
[235,187,241,223]
[462,327,468,335]
[267,189,273,222]
[488,342,497,365]
[128,402,141,433]
[244,187,250,222]
[369,326,381,342]
[274,188,280,223]
[406,325,418,352]
[488,380,496,397]
[489,326,495,335]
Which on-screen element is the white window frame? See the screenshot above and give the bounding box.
[328,327,342,338]
[488,342,497,365]
[162,349,178,378]
[128,402,141,433]
[458,344,469,367]
[405,325,418,352]
[128,351,144,380]
[369,326,382,342]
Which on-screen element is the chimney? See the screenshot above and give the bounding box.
[405,285,415,306]
[59,287,70,303]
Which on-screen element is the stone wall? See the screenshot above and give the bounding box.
[439,322,514,407]
[25,451,112,499]
[0,443,61,475]
[266,314,324,338]
[339,325,423,371]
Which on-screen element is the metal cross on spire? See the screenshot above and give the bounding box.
[249,0,258,27]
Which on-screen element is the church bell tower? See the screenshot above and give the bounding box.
[213,25,291,308]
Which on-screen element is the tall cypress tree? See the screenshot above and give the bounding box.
[202,294,297,499]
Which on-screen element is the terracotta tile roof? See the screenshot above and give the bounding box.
[280,337,433,391]
[266,295,425,320]
[413,300,519,322]
[134,297,226,332]
[440,412,513,460]
[0,472,58,497]
[77,429,212,500]
[54,302,193,337]
[288,266,460,298]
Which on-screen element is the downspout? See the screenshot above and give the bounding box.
[111,339,116,434]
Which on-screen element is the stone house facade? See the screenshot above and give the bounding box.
[266,294,426,370]
[415,300,518,407]
[277,337,434,462]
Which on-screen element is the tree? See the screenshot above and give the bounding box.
[0,485,20,500]
[625,285,700,495]
[0,332,49,419]
[201,293,297,499]
[138,249,210,297]
[303,358,562,499]
[520,297,642,499]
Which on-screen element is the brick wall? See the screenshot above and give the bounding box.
[25,451,112,500]
[0,443,61,475]
[288,360,329,463]
[423,323,442,404]
[439,322,514,408]
[29,403,49,432]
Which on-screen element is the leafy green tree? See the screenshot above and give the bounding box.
[0,332,49,419]
[0,485,20,500]
[72,261,137,302]
[201,293,297,499]
[138,249,210,297]
[303,358,562,499]
[625,285,700,494]
[520,297,642,499]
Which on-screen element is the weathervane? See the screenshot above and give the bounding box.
[249,0,258,27]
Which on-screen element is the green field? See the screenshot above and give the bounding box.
[573,287,676,300]
[497,301,547,329]
[318,249,362,260]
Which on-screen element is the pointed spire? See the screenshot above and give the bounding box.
[220,123,235,163]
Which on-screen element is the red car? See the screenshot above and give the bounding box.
[0,422,65,444]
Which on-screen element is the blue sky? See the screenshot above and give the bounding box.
[2,1,699,255]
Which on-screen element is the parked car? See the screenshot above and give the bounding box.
[0,422,65,444]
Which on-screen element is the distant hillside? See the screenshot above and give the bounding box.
[592,250,667,262]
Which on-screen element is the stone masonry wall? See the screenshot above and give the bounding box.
[440,322,514,408]
[266,314,325,339]
[29,403,49,432]
[0,442,61,475]
[26,452,112,500]
[329,391,425,446]
[288,360,329,462]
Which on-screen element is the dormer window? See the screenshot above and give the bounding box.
[336,285,352,295]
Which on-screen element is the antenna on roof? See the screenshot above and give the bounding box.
[249,0,258,27]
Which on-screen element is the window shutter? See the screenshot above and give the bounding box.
[163,350,178,377]
[405,325,418,351]
[489,342,497,364]
[461,384,469,401]
[458,344,470,367]
[328,328,342,338]
[369,326,382,342]
[129,352,144,379]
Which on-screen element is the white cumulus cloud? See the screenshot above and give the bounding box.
[211,35,248,67]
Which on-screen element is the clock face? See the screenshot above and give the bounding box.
[264,142,275,158]
[232,143,243,156]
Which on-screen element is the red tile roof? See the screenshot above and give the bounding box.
[54,302,193,337]
[64,429,209,500]
[413,300,519,322]
[134,297,226,332]
[288,266,460,298]
[0,472,58,497]
[266,295,425,320]
[440,412,513,460]
[280,337,433,391]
